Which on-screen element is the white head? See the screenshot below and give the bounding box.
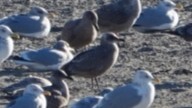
[0,25,13,38]
[158,0,177,10]
[53,40,74,52]
[23,84,44,96]
[133,70,154,84]
[29,6,48,16]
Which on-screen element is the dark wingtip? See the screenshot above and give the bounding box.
[133,24,141,27]
[53,69,74,81]
[9,55,26,61]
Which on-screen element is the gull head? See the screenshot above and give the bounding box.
[0,25,13,38]
[23,84,45,96]
[53,40,74,52]
[101,32,124,44]
[83,11,99,31]
[133,70,154,84]
[30,6,48,16]
[158,0,177,10]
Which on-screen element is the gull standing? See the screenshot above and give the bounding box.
[12,40,74,71]
[0,6,51,38]
[57,32,122,87]
[60,10,99,49]
[133,0,179,32]
[96,0,141,33]
[93,70,156,108]
[6,84,49,108]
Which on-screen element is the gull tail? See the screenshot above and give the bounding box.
[57,63,74,80]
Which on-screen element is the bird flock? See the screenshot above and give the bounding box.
[0,0,191,108]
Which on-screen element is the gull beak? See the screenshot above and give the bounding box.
[11,33,20,40]
[115,36,125,42]
[94,23,100,31]
[113,34,125,42]
[176,3,184,11]
[69,47,75,53]
[43,91,51,96]
[48,11,58,18]
[153,77,161,83]
[117,38,125,42]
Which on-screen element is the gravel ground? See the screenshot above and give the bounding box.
[0,0,192,108]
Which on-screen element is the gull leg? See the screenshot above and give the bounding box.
[94,77,100,91]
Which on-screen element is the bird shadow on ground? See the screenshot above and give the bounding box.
[0,67,51,77]
[51,26,63,32]
[185,5,192,11]
[155,82,192,92]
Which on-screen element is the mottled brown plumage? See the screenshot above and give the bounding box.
[2,73,70,108]
[60,10,99,49]
[58,33,123,87]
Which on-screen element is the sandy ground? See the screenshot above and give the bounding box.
[0,0,192,108]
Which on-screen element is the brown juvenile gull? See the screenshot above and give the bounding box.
[45,71,70,108]
[6,84,50,108]
[2,72,70,108]
[60,10,99,49]
[12,40,74,71]
[57,32,122,87]
[93,70,156,108]
[95,0,141,33]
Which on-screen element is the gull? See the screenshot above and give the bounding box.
[45,71,70,108]
[60,10,99,49]
[69,87,113,108]
[6,84,50,108]
[69,96,103,108]
[133,0,180,33]
[57,32,122,87]
[93,70,156,108]
[2,72,70,108]
[12,40,74,71]
[2,75,52,95]
[95,0,141,33]
[0,6,51,38]
[0,25,16,65]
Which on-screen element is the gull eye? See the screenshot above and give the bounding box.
[37,10,44,14]
[144,74,149,79]
[165,3,172,7]
[1,29,6,33]
[32,88,39,92]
